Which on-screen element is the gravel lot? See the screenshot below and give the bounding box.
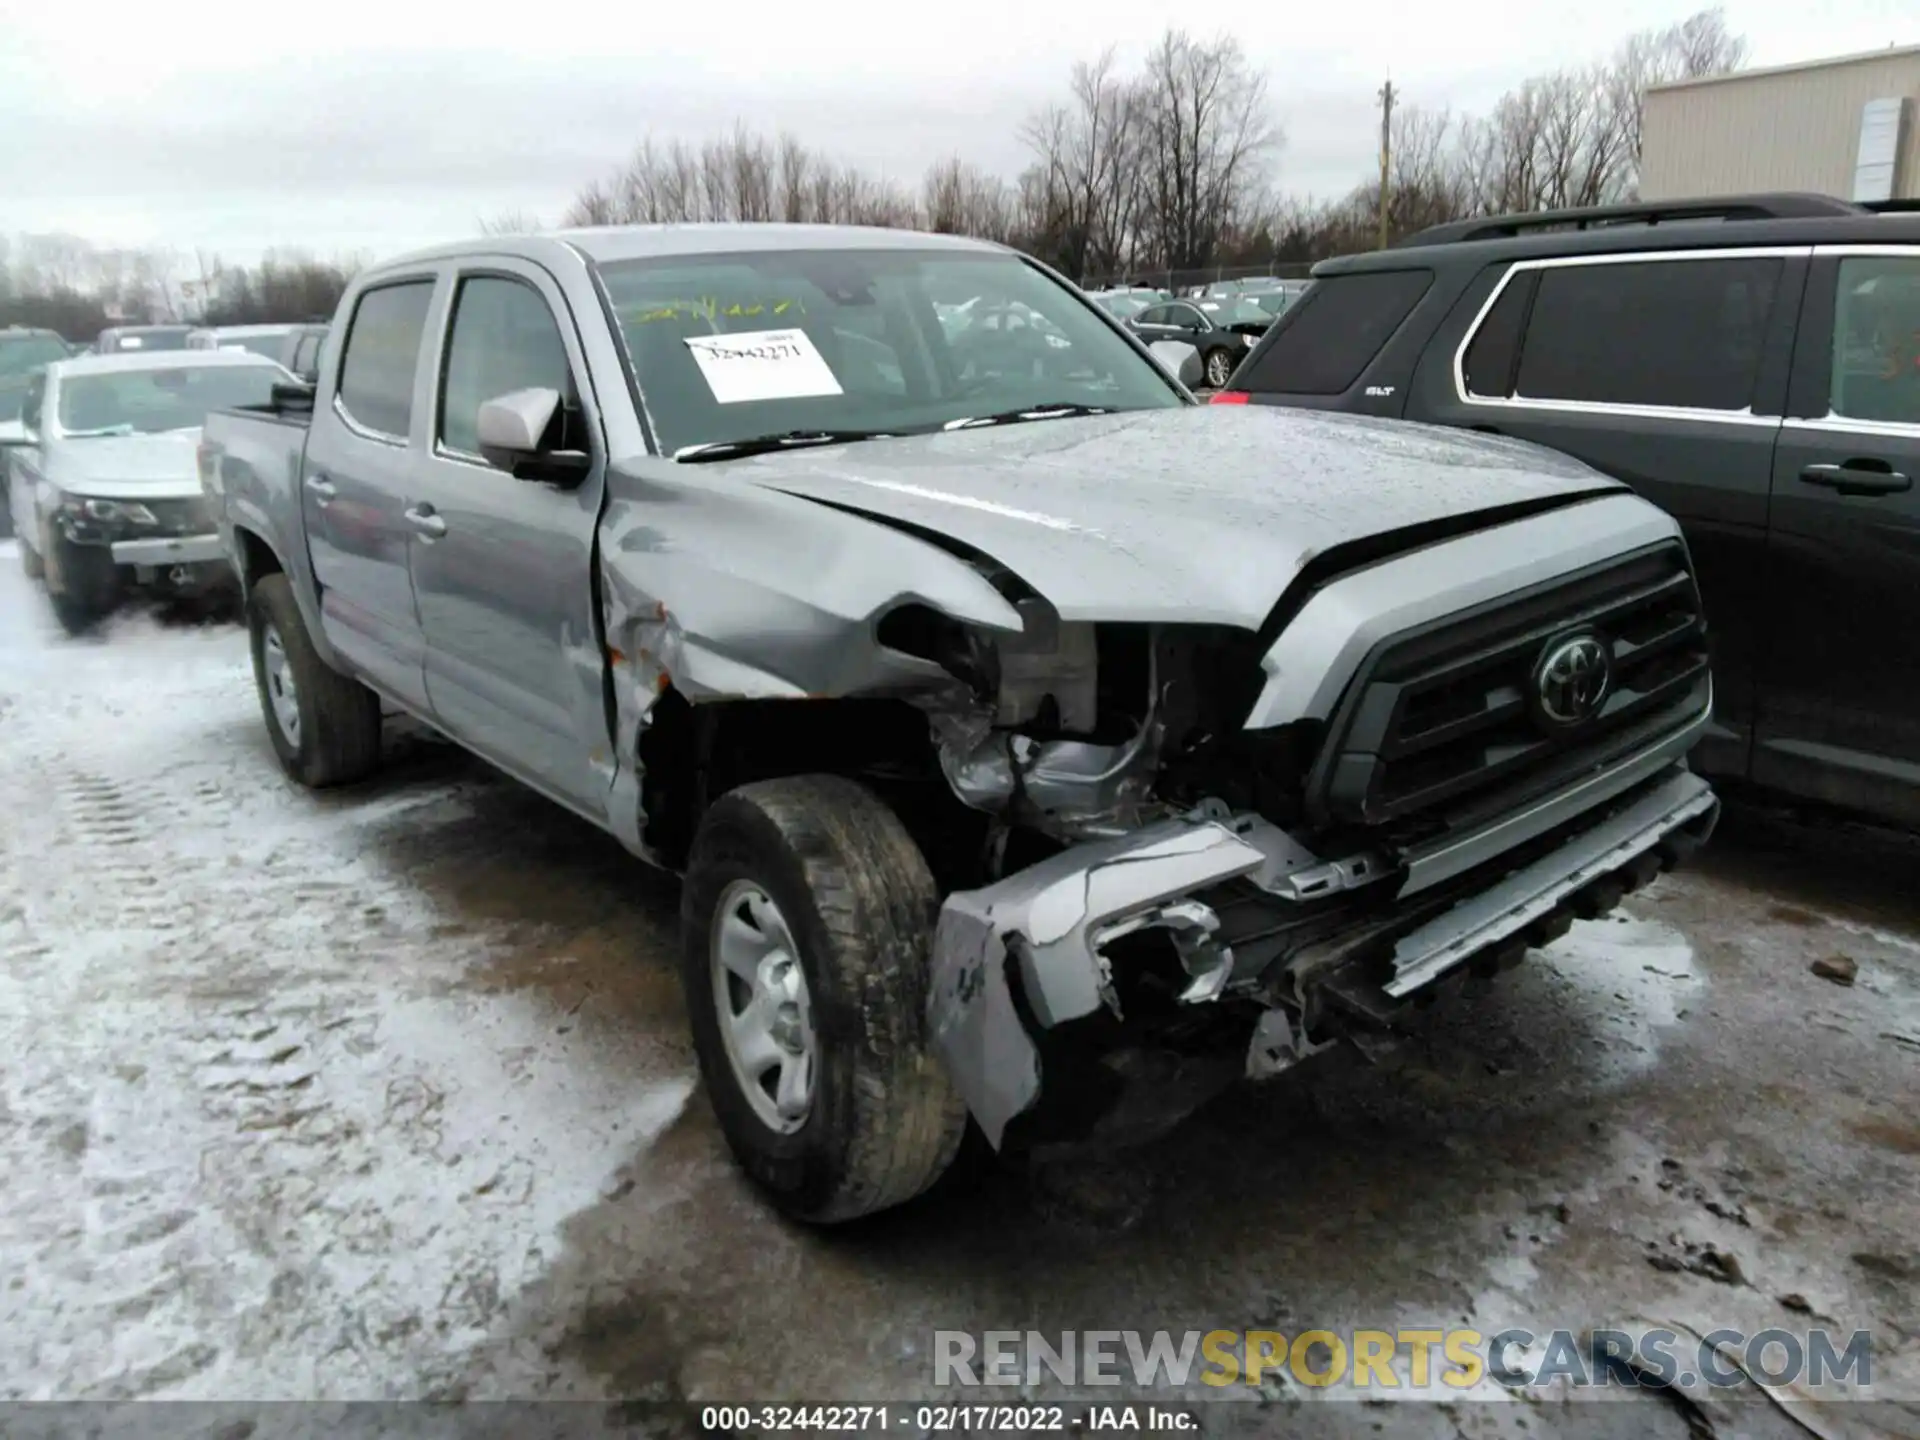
[2,540,1917,1436]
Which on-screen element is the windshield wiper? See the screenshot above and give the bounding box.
[942,402,1111,431]
[673,429,895,463]
[63,424,138,438]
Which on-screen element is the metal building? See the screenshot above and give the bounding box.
[1640,44,1920,203]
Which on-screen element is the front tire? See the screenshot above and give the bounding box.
[247,573,382,787]
[43,535,121,634]
[681,775,967,1223]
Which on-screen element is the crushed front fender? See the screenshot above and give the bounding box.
[925,817,1266,1148]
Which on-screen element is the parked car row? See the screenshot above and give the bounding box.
[194,221,1719,1226]
[0,320,330,539]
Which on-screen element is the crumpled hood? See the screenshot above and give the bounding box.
[46,432,203,500]
[730,405,1624,626]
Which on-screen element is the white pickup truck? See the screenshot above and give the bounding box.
[200,223,1720,1223]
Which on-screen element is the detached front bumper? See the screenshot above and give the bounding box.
[927,764,1719,1149]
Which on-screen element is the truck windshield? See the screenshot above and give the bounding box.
[58,363,284,435]
[595,249,1184,457]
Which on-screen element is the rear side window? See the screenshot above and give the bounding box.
[1236,269,1433,395]
[1512,257,1782,412]
[337,280,435,438]
[1461,271,1538,398]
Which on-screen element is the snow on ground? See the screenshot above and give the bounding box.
[2,556,1917,1435]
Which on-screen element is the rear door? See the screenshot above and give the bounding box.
[1415,249,1807,782]
[301,274,441,711]
[407,261,612,821]
[1758,246,1920,822]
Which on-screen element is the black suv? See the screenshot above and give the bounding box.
[1215,193,1920,829]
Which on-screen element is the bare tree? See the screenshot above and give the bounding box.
[1135,31,1280,271]
[1612,5,1750,177]
[479,210,542,235]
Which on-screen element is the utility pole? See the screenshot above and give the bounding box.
[1377,76,1396,250]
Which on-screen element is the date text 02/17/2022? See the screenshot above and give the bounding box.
[696,1404,1198,1432]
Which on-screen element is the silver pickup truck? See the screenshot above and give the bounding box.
[199,224,1720,1223]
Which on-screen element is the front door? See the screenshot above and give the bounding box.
[407,262,611,822]
[302,276,440,711]
[1757,247,1920,824]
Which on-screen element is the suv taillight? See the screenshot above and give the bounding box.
[1209,390,1249,405]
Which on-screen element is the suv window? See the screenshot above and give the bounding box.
[1511,257,1782,412]
[1236,269,1433,395]
[337,280,435,438]
[1461,271,1538,398]
[439,276,574,457]
[1829,256,1920,426]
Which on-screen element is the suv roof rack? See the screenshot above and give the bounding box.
[1392,193,1867,249]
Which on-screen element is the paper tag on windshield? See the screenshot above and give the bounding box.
[683,328,843,405]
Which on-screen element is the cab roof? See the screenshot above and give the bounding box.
[368,222,1014,276]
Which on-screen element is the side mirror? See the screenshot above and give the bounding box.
[476,387,591,486]
[1148,341,1204,390]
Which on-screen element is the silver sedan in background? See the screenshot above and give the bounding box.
[6,350,290,632]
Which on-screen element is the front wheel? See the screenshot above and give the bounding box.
[681,774,967,1223]
[247,573,382,787]
[1204,347,1236,389]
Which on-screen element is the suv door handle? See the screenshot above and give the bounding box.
[304,473,336,503]
[404,504,447,539]
[1799,461,1912,497]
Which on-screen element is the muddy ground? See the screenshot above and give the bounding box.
[2,543,1916,1437]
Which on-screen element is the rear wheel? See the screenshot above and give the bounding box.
[1204,347,1236,389]
[247,573,382,787]
[681,774,967,1223]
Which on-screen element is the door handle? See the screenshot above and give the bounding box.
[404,504,447,540]
[304,473,336,504]
[1798,461,1912,497]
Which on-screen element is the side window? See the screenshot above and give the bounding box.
[1169,305,1204,330]
[1461,271,1538,399]
[1138,305,1169,326]
[21,373,45,432]
[1235,269,1434,396]
[336,280,435,439]
[1514,257,1783,412]
[1829,256,1920,427]
[438,275,574,458]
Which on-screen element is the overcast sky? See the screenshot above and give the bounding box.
[0,0,1910,267]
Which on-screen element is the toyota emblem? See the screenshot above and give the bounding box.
[1533,632,1612,729]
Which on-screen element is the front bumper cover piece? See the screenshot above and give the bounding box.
[927,819,1267,1149]
[927,765,1720,1149]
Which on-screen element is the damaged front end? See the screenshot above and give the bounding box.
[906,547,1722,1152]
